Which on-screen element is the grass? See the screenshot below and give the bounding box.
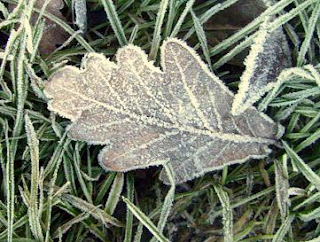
[0,0,320,241]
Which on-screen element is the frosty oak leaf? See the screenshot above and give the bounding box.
[44,38,282,184]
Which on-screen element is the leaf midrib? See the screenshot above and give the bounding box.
[55,84,274,144]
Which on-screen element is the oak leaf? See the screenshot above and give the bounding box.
[44,38,282,184]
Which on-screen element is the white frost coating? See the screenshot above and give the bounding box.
[232,19,292,116]
[232,19,270,115]
[74,0,87,33]
[44,38,281,185]
[305,65,320,87]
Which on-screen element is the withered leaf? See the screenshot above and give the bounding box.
[9,0,69,54]
[203,0,269,66]
[44,38,281,184]
[204,0,267,31]
[36,0,69,54]
[232,23,292,116]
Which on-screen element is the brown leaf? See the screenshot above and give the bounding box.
[10,0,69,54]
[204,0,267,31]
[35,0,69,54]
[44,38,281,184]
[203,0,269,66]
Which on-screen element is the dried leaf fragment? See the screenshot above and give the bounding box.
[44,38,281,184]
[204,0,267,31]
[9,0,69,54]
[36,0,69,54]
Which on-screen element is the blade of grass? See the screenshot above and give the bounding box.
[7,30,28,242]
[272,215,294,242]
[52,212,90,239]
[0,28,20,99]
[150,163,175,242]
[44,144,69,242]
[61,194,123,227]
[24,113,44,241]
[212,0,319,69]
[133,222,144,242]
[170,0,195,38]
[209,0,295,57]
[124,173,135,242]
[63,154,77,196]
[296,2,320,66]
[123,196,170,242]
[0,2,9,18]
[73,143,93,203]
[163,0,176,38]
[95,172,116,204]
[213,183,233,242]
[298,206,320,222]
[190,9,212,70]
[104,172,124,215]
[283,141,320,191]
[183,0,240,40]
[211,186,274,219]
[129,24,140,44]
[149,0,169,60]
[274,159,289,221]
[295,128,320,152]
[293,192,320,211]
[101,0,128,46]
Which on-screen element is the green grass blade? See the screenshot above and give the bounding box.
[0,2,9,18]
[149,0,169,60]
[44,144,68,242]
[24,113,44,241]
[283,141,320,191]
[150,163,175,242]
[95,172,116,204]
[274,159,289,221]
[297,2,320,66]
[190,9,212,70]
[183,0,240,40]
[170,0,195,38]
[209,0,295,57]
[293,192,320,211]
[133,222,144,242]
[73,143,93,203]
[272,215,294,242]
[213,183,233,242]
[123,197,170,242]
[61,194,123,227]
[212,0,319,69]
[295,127,320,152]
[124,173,135,242]
[104,172,124,215]
[298,206,320,222]
[101,0,128,46]
[164,0,177,38]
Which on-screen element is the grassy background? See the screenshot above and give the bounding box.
[0,0,320,241]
